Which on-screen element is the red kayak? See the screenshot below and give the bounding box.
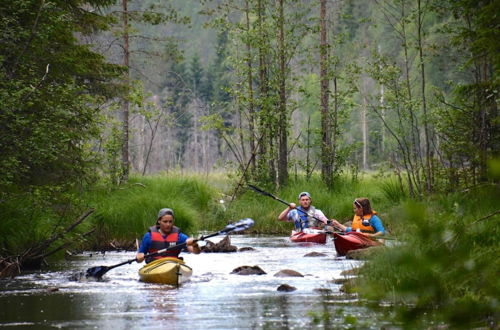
[290,228,327,244]
[333,231,382,256]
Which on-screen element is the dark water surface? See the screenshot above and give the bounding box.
[0,235,393,329]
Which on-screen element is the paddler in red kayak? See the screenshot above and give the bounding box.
[278,191,328,231]
[331,198,385,238]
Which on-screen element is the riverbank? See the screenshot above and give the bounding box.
[1,172,498,328]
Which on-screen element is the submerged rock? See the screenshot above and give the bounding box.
[230,265,266,275]
[238,247,255,252]
[277,284,297,292]
[274,269,304,277]
[303,252,327,257]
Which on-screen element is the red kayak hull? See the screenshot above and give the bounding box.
[333,232,381,256]
[290,229,327,244]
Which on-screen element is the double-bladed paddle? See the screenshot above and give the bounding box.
[86,218,255,279]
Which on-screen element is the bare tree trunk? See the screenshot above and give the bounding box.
[121,0,130,182]
[245,0,256,174]
[319,0,332,187]
[378,44,386,154]
[362,94,368,170]
[256,0,273,183]
[277,0,288,187]
[417,0,433,192]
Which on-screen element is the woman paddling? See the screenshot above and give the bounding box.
[136,208,201,264]
[331,198,385,238]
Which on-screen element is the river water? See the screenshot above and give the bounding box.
[0,235,393,329]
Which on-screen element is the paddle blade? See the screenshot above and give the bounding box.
[85,266,110,279]
[220,218,254,234]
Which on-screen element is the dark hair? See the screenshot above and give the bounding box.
[354,198,372,215]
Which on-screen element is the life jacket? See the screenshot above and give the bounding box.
[296,206,319,230]
[351,211,377,233]
[145,225,181,263]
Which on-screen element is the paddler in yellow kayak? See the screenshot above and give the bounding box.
[136,208,201,264]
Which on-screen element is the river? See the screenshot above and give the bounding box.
[0,235,394,329]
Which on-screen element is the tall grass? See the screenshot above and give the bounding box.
[82,174,221,248]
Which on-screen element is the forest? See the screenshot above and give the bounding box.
[0,0,499,328]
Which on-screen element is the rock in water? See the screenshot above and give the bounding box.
[274,269,304,277]
[277,284,297,292]
[303,252,327,257]
[230,265,266,275]
[202,235,237,253]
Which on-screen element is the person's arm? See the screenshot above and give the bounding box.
[330,219,348,232]
[278,203,296,222]
[135,232,151,263]
[368,215,385,237]
[186,237,201,254]
[178,233,201,254]
[315,210,328,224]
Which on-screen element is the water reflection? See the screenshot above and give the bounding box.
[0,235,389,329]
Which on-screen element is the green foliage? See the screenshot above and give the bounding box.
[0,0,123,261]
[357,185,500,328]
[379,178,407,204]
[83,175,219,247]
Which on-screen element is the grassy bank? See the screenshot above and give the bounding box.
[81,172,408,244]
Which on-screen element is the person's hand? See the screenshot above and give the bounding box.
[136,252,145,263]
[330,219,344,231]
[289,203,296,209]
[187,237,201,254]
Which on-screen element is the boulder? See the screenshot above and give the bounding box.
[230,265,266,275]
[277,284,297,292]
[274,269,304,277]
[202,235,238,253]
[238,247,255,252]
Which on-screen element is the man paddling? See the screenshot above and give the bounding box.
[136,208,201,264]
[278,192,328,231]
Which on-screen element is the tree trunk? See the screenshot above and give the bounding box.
[417,0,433,192]
[319,0,332,187]
[277,0,288,187]
[245,0,256,175]
[362,94,368,170]
[121,0,130,183]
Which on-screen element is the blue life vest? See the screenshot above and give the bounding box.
[295,206,317,230]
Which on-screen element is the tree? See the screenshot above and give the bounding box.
[0,0,122,271]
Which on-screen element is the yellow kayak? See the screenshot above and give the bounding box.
[138,257,193,286]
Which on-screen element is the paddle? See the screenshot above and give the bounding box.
[247,184,339,232]
[86,218,255,279]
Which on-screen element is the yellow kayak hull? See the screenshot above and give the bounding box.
[138,257,192,286]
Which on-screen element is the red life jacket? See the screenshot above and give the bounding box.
[146,226,181,263]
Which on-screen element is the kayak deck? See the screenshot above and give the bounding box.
[290,228,327,244]
[333,232,382,256]
[138,257,193,286]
